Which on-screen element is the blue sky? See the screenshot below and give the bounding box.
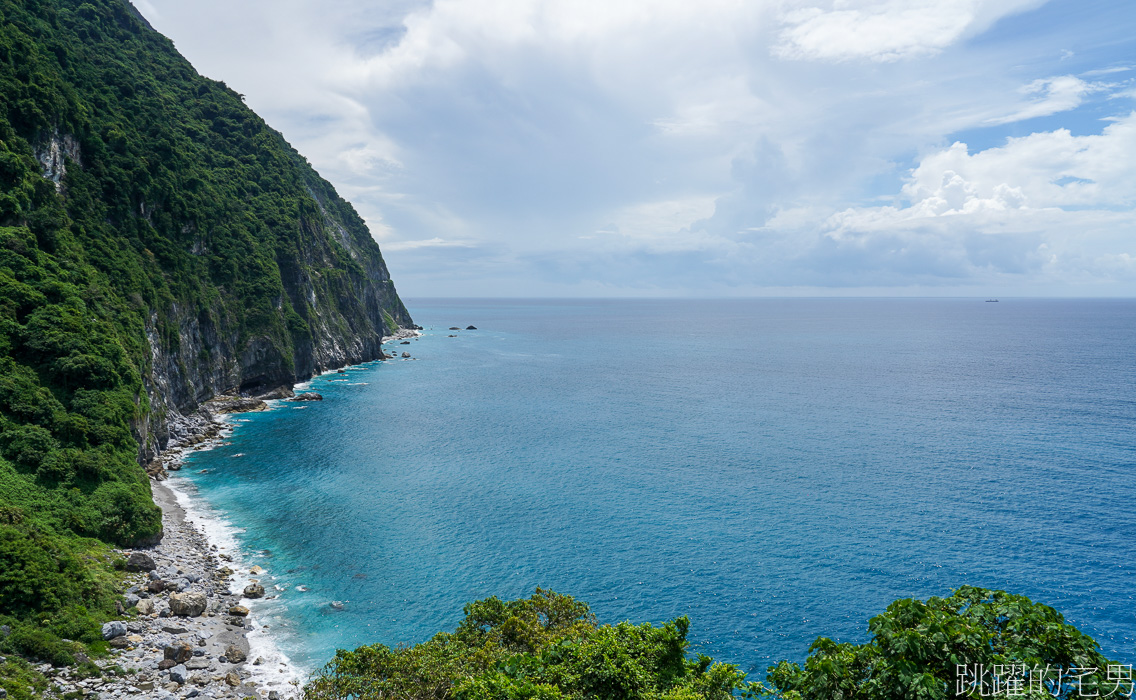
[135,0,1135,297]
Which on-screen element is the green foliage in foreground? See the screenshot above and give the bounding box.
[304,589,755,700]
[760,586,1122,700]
[306,588,1126,700]
[0,654,51,700]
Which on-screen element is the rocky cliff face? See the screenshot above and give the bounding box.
[131,173,414,462]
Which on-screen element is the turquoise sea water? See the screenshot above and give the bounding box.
[175,298,1136,676]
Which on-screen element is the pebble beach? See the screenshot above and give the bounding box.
[32,477,302,700]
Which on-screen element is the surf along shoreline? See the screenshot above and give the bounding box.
[96,329,421,700]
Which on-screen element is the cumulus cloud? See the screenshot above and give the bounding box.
[902,111,1136,213]
[797,113,1136,287]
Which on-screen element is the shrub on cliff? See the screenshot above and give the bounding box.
[757,586,1123,700]
[304,589,754,700]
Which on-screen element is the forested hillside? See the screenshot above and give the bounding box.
[0,0,410,679]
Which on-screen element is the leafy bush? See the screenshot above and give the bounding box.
[304,589,753,700]
[759,586,1122,700]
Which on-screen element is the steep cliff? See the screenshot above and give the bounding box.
[3,0,412,461]
[0,0,411,640]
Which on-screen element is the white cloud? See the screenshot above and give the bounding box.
[986,75,1102,125]
[804,113,1136,286]
[773,0,1044,62]
[901,111,1136,213]
[383,237,476,251]
[598,196,720,248]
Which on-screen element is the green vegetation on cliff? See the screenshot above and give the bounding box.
[0,0,409,678]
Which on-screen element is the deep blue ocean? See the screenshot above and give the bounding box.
[175,298,1136,677]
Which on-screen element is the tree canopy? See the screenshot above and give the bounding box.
[304,587,1130,700]
[304,589,755,700]
[760,586,1126,700]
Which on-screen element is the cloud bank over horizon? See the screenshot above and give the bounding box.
[137,0,1135,296]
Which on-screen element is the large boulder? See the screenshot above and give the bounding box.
[225,644,247,663]
[243,583,265,599]
[135,598,155,615]
[101,621,127,640]
[293,392,323,401]
[257,386,294,400]
[124,552,157,572]
[168,592,208,617]
[164,643,194,664]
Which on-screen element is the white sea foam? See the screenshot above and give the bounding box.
[165,467,310,692]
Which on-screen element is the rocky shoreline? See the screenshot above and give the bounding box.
[31,480,296,700]
[26,329,425,700]
[144,328,422,480]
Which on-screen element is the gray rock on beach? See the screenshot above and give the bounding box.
[243,583,265,599]
[164,643,193,664]
[168,592,208,617]
[224,644,247,663]
[101,621,127,640]
[124,552,157,572]
[169,664,188,684]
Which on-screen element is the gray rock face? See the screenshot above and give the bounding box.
[131,184,414,468]
[125,552,157,572]
[168,664,188,684]
[33,129,81,192]
[101,621,127,640]
[168,592,208,617]
[257,386,295,400]
[293,392,323,401]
